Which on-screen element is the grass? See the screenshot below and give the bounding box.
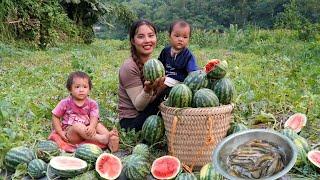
[0,28,319,178]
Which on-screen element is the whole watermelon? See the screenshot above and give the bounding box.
[193,88,219,108]
[142,115,165,145]
[183,70,208,93]
[122,154,150,180]
[213,77,235,105]
[143,59,165,82]
[167,84,192,108]
[28,159,47,179]
[35,140,60,162]
[5,146,35,171]
[75,143,103,165]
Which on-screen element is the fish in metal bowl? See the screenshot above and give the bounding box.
[212,129,297,180]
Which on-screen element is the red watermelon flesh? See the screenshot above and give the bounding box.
[284,113,307,133]
[96,153,122,179]
[204,59,220,73]
[151,155,181,179]
[307,150,320,168]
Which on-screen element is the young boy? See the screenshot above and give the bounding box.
[158,20,198,95]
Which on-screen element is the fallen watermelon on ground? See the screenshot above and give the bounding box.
[27,159,47,179]
[49,156,87,178]
[284,113,307,133]
[132,143,150,159]
[35,140,60,162]
[307,150,320,170]
[204,59,227,79]
[122,154,150,180]
[143,58,165,82]
[200,163,223,180]
[75,143,103,165]
[95,153,122,179]
[142,115,165,145]
[4,146,35,171]
[151,155,181,180]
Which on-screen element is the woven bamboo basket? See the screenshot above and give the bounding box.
[159,102,234,170]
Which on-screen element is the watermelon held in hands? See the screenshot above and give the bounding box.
[284,113,307,133]
[143,58,165,82]
[151,155,181,180]
[95,153,122,179]
[307,150,320,170]
[49,156,87,178]
[204,59,227,79]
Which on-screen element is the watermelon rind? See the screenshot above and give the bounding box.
[167,84,193,108]
[183,70,208,93]
[200,163,223,180]
[284,113,307,133]
[95,153,122,180]
[213,77,235,105]
[307,150,320,169]
[176,172,197,180]
[4,146,35,171]
[75,143,103,165]
[35,140,60,162]
[49,156,87,178]
[27,159,47,179]
[123,154,150,180]
[142,115,165,145]
[143,58,165,82]
[193,88,219,108]
[132,143,150,159]
[151,155,181,180]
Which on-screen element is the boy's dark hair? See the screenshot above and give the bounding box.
[129,19,157,70]
[66,71,92,91]
[169,20,192,37]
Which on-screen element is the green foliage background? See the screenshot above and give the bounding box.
[1,28,320,178]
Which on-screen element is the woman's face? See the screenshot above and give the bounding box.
[132,24,157,59]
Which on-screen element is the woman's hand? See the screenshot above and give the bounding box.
[144,77,165,94]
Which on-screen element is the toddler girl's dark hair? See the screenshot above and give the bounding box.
[66,71,92,91]
[169,19,192,37]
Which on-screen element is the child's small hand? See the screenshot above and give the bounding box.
[59,131,69,142]
[86,125,96,138]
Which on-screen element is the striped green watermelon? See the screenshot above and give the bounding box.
[183,70,208,93]
[227,122,248,135]
[95,153,122,179]
[213,77,235,105]
[204,59,227,79]
[167,84,192,108]
[151,155,181,179]
[122,154,150,180]
[27,159,47,179]
[193,88,219,108]
[35,140,60,162]
[75,143,103,165]
[176,172,197,180]
[143,58,165,82]
[200,163,223,180]
[5,146,35,171]
[49,156,87,178]
[132,143,150,159]
[207,79,218,91]
[142,115,165,145]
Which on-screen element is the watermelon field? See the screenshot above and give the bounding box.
[1,27,320,179]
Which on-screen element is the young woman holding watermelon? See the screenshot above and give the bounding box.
[118,19,165,131]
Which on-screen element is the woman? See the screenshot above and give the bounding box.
[118,19,165,131]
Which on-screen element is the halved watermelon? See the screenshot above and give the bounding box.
[49,156,87,178]
[307,150,320,169]
[151,155,181,179]
[95,153,122,179]
[284,113,307,133]
[204,59,227,79]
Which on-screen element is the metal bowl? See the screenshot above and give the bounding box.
[212,129,297,180]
